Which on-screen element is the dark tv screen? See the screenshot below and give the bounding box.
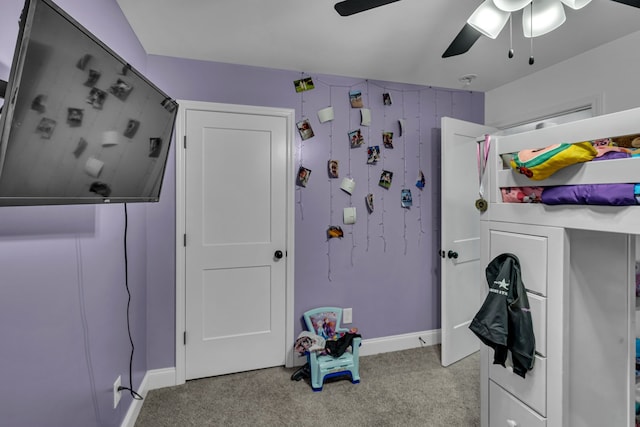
[0,0,177,206]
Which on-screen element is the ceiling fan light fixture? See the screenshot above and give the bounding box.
[522,0,566,38]
[492,0,532,12]
[559,0,592,9]
[467,0,510,39]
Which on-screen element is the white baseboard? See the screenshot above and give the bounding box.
[359,329,441,356]
[120,368,176,427]
[145,367,177,390]
[291,329,441,366]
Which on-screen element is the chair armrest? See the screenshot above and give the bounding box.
[306,350,321,366]
[351,336,361,358]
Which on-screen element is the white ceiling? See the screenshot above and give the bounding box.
[116,0,640,92]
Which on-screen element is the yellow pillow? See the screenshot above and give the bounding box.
[510,142,597,181]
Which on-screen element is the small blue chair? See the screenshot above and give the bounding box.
[302,307,361,391]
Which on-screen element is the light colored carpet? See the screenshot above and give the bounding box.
[135,345,480,427]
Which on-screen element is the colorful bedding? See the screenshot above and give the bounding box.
[502,148,640,206]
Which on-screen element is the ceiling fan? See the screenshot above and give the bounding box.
[442,0,640,59]
[334,0,402,17]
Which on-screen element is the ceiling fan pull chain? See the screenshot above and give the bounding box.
[508,14,514,58]
[529,1,535,65]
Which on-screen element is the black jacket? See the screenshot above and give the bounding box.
[469,253,535,378]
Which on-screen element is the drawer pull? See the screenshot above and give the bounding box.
[506,420,518,427]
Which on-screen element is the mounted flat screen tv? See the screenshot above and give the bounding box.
[0,0,177,206]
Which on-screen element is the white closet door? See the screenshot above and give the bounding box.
[440,117,496,367]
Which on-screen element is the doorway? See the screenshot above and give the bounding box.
[175,101,295,383]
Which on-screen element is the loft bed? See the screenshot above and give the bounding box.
[486,106,640,235]
[479,106,639,427]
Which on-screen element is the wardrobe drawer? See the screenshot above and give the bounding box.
[489,381,546,427]
[528,292,547,357]
[489,354,547,417]
[489,230,548,296]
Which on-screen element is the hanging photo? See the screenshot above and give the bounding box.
[360,108,371,126]
[383,131,394,149]
[76,53,92,70]
[328,160,339,178]
[35,117,56,139]
[31,94,46,113]
[102,130,119,147]
[398,119,406,137]
[379,170,393,189]
[317,106,334,123]
[365,193,374,213]
[87,87,107,109]
[349,90,363,108]
[383,92,392,106]
[161,98,178,113]
[149,137,162,158]
[401,189,413,208]
[293,77,315,92]
[297,166,312,187]
[73,137,88,158]
[340,177,355,194]
[367,146,380,164]
[84,69,101,87]
[349,129,364,148]
[90,181,111,197]
[327,225,344,239]
[416,170,426,189]
[84,156,104,178]
[296,118,314,140]
[124,119,140,138]
[66,108,84,127]
[343,207,356,225]
[109,78,133,101]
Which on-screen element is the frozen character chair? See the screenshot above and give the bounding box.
[301,307,361,391]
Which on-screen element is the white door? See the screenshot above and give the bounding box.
[182,104,293,380]
[440,117,496,367]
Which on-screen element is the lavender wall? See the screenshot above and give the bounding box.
[145,55,484,367]
[0,1,483,425]
[0,1,152,426]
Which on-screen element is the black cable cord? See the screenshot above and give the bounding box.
[120,203,143,401]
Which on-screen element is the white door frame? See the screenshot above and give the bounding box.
[174,100,296,385]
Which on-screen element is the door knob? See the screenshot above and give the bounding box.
[447,250,458,259]
[274,250,283,259]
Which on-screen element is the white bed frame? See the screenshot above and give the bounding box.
[479,106,639,427]
[487,106,640,234]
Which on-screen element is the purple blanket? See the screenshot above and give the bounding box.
[541,151,637,206]
[541,183,637,206]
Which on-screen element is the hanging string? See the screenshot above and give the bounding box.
[296,72,306,221]
[366,93,371,252]
[367,81,375,252]
[378,81,387,253]
[327,84,334,282]
[401,90,408,256]
[529,2,535,65]
[508,14,514,59]
[349,84,356,267]
[416,89,425,243]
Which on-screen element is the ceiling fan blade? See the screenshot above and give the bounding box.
[334,0,402,16]
[610,0,640,7]
[442,24,482,58]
